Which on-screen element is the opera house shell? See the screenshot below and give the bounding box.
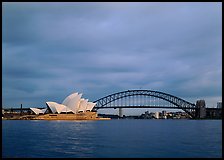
[30,92,96,115]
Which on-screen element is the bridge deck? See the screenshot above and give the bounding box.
[94,106,196,109]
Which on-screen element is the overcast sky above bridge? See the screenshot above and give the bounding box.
[2,2,222,114]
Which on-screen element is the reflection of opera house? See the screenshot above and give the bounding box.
[30,92,109,120]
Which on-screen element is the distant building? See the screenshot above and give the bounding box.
[154,112,159,119]
[217,102,222,108]
[140,111,154,119]
[162,110,167,119]
[206,108,222,119]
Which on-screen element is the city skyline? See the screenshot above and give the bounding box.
[2,2,222,115]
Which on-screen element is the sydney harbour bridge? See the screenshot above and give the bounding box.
[93,89,203,119]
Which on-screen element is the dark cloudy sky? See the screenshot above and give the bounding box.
[2,2,222,114]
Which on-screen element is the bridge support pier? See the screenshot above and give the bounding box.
[195,100,206,119]
[119,108,123,118]
[20,104,23,116]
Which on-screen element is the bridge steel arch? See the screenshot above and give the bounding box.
[93,90,196,118]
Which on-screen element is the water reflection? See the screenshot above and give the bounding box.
[43,120,98,157]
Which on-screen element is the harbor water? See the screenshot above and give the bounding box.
[2,119,222,158]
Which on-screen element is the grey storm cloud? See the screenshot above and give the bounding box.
[2,2,222,112]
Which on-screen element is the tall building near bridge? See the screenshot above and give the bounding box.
[217,102,222,108]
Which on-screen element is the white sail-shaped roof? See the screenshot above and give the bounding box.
[30,108,47,115]
[86,102,96,112]
[67,93,83,113]
[46,102,74,114]
[54,104,67,114]
[62,92,78,106]
[46,101,60,113]
[60,104,74,113]
[41,108,47,113]
[78,99,88,112]
[45,91,96,114]
[30,108,40,114]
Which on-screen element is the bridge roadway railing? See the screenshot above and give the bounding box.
[93,90,196,118]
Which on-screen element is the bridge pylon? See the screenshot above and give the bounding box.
[195,100,206,118]
[119,108,123,118]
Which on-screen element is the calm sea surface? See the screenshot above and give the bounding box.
[2,119,222,158]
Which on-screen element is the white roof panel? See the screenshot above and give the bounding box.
[62,92,78,106]
[86,102,96,111]
[61,106,74,113]
[67,93,82,113]
[41,108,47,114]
[30,108,42,115]
[46,101,59,114]
[54,104,67,114]
[78,99,88,112]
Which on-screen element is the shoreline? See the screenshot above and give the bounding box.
[2,112,111,121]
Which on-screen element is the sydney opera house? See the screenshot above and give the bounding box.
[29,92,108,120]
